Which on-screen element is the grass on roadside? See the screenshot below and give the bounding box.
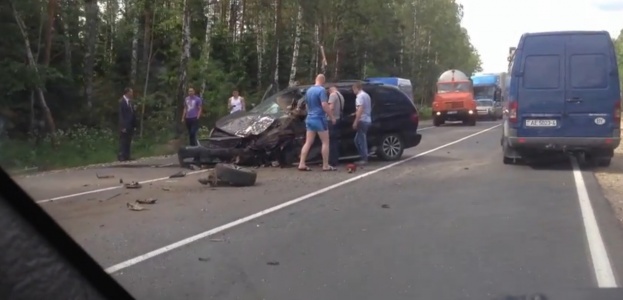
[0,125,177,171]
[418,106,432,120]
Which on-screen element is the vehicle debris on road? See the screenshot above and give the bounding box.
[124,181,141,189]
[198,163,257,187]
[169,171,186,178]
[136,198,157,204]
[127,202,147,211]
[96,172,114,179]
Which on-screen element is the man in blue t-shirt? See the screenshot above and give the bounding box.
[297,74,337,171]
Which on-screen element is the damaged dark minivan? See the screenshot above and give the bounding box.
[178,81,423,167]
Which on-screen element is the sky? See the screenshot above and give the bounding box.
[459,0,623,73]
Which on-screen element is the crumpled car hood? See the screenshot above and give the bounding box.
[215,113,277,137]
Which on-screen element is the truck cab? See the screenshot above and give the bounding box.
[432,69,477,126]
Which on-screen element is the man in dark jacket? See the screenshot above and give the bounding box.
[118,87,137,161]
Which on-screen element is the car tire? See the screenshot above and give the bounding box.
[377,133,404,161]
[215,163,257,186]
[503,156,514,164]
[433,118,442,127]
[468,117,477,126]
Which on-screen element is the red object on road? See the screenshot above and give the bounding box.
[346,163,357,173]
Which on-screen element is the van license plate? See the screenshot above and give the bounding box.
[447,111,457,114]
[525,119,557,127]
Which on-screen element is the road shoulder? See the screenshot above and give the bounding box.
[594,134,623,225]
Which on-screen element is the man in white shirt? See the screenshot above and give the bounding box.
[352,82,372,165]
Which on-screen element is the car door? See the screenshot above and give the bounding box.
[562,33,618,137]
[516,34,566,137]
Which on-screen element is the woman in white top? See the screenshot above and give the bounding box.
[228,90,245,114]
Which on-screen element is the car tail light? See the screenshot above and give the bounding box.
[411,112,419,124]
[614,100,621,125]
[508,101,518,123]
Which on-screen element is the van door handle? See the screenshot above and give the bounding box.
[566,97,582,103]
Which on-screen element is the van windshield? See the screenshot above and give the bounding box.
[474,86,496,99]
[437,82,471,93]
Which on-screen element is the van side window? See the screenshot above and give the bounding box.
[569,54,608,89]
[522,55,560,89]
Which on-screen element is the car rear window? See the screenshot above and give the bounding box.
[522,55,560,89]
[569,54,608,89]
[371,87,415,112]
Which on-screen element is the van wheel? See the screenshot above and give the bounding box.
[377,133,404,161]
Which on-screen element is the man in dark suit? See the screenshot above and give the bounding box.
[118,87,137,161]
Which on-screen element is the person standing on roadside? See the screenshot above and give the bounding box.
[228,89,246,114]
[298,74,337,171]
[118,87,137,161]
[181,87,202,146]
[352,82,372,165]
[327,85,344,167]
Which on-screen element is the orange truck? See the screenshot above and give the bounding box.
[431,69,477,126]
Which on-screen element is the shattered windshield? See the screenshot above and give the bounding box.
[437,82,471,93]
[251,89,302,115]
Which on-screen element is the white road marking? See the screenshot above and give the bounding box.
[36,170,209,204]
[36,125,437,204]
[570,158,618,287]
[104,124,500,274]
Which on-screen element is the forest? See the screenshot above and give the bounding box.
[5,0,608,170]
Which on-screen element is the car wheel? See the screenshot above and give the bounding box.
[215,163,257,186]
[377,133,404,161]
[596,157,611,167]
[503,156,514,164]
[469,117,477,126]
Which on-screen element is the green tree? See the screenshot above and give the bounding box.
[0,0,481,169]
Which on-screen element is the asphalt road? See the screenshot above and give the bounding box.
[13,120,623,299]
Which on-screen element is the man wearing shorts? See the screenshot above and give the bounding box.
[298,74,336,171]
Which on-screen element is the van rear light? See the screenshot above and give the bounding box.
[508,101,518,123]
[614,100,621,125]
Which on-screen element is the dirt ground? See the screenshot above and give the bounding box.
[594,128,623,225]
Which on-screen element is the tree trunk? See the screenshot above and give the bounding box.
[288,5,302,87]
[141,1,152,83]
[175,0,192,136]
[140,8,156,138]
[272,0,282,87]
[256,13,264,89]
[43,0,58,65]
[130,4,139,86]
[60,0,72,76]
[83,0,98,109]
[200,0,215,96]
[11,1,57,143]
